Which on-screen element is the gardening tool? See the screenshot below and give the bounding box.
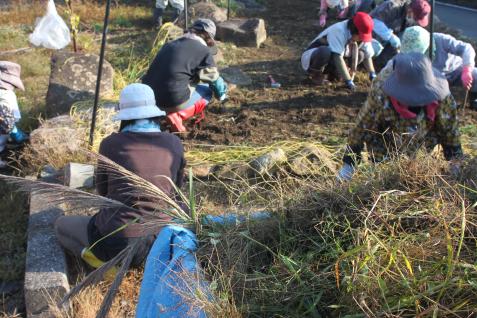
[268,75,281,88]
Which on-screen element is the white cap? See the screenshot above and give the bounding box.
[113,83,166,121]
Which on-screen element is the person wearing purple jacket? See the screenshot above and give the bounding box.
[397,26,477,108]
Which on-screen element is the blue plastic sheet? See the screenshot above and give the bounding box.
[136,225,208,318]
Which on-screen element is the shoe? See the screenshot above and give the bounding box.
[81,248,118,281]
[166,99,208,132]
[153,8,164,28]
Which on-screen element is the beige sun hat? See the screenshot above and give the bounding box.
[114,83,166,121]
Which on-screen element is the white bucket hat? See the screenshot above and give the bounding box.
[114,83,166,121]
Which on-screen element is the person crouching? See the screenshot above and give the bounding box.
[143,18,228,133]
[301,12,376,90]
[54,83,186,271]
[337,52,463,181]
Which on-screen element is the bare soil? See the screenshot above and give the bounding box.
[176,0,476,147]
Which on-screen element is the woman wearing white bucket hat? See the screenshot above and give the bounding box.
[337,52,464,181]
[55,83,186,272]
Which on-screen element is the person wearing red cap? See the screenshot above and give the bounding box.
[370,0,431,68]
[301,12,376,90]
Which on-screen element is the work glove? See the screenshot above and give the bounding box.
[319,13,327,27]
[336,163,355,182]
[388,33,401,49]
[211,76,228,101]
[369,72,377,81]
[9,125,28,143]
[461,66,473,91]
[345,79,356,91]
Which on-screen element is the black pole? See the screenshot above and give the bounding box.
[184,0,188,29]
[89,0,112,147]
[227,0,231,20]
[429,0,435,61]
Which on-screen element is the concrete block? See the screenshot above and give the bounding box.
[216,18,267,48]
[64,163,95,189]
[25,194,69,317]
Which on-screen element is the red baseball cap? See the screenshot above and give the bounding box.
[411,0,431,27]
[352,12,374,42]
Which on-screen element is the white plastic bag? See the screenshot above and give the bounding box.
[29,0,71,50]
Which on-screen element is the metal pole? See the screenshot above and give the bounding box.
[429,0,435,61]
[227,0,231,20]
[89,0,112,147]
[184,0,188,29]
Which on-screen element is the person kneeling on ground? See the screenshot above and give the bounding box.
[370,0,431,69]
[301,12,376,91]
[153,0,184,27]
[143,19,228,133]
[55,83,186,271]
[0,61,28,169]
[337,52,463,181]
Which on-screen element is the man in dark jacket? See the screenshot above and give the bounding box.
[143,19,228,132]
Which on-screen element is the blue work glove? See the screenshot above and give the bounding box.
[345,79,356,91]
[336,163,355,182]
[9,125,28,143]
[210,76,228,101]
[388,33,401,49]
[369,72,377,81]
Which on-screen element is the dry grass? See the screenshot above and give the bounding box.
[50,270,141,318]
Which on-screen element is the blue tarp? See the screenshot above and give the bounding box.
[136,225,208,318]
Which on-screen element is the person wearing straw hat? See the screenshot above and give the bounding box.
[301,12,377,90]
[55,83,186,272]
[143,18,229,133]
[370,0,431,68]
[337,52,463,181]
[0,61,29,168]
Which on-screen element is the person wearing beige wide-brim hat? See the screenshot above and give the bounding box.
[0,61,29,169]
[337,52,464,181]
[54,83,186,275]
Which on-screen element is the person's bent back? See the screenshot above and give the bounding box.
[54,83,186,273]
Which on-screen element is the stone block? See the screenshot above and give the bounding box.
[288,145,337,176]
[45,51,114,116]
[189,2,227,24]
[25,194,69,317]
[249,148,287,175]
[216,18,267,48]
[220,66,252,86]
[64,163,95,189]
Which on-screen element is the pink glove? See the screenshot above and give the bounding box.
[319,13,327,27]
[338,7,349,19]
[462,66,473,91]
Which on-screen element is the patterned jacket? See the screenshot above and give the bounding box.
[343,72,463,166]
